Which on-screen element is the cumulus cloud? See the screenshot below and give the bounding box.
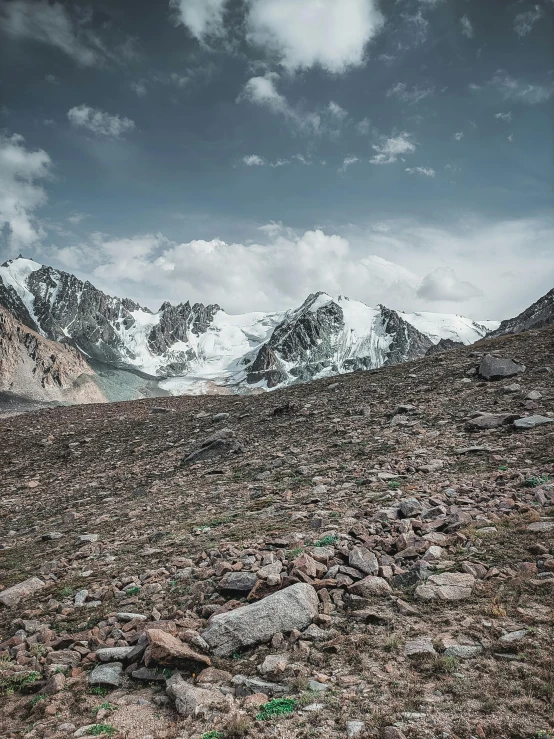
[474,72,554,105]
[47,216,554,320]
[67,212,88,225]
[387,82,435,104]
[356,117,371,135]
[169,0,228,41]
[328,101,348,119]
[417,267,482,301]
[0,0,131,66]
[460,15,474,38]
[370,132,416,165]
[495,111,512,122]
[0,132,51,250]
[514,5,543,37]
[67,105,136,138]
[245,0,384,73]
[405,166,435,177]
[453,131,464,141]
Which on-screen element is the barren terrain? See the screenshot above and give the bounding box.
[0,326,553,739]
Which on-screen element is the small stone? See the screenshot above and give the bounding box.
[346,721,366,738]
[348,576,392,597]
[218,571,258,591]
[78,534,99,543]
[382,728,407,739]
[513,415,553,429]
[499,630,527,644]
[144,629,211,671]
[0,577,46,607]
[349,546,378,575]
[527,521,554,532]
[415,572,475,601]
[88,662,122,687]
[307,679,329,692]
[44,672,66,694]
[444,645,483,659]
[117,612,147,622]
[96,647,135,662]
[405,637,436,658]
[166,673,229,716]
[399,498,422,518]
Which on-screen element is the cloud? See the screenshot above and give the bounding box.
[67,212,89,225]
[67,105,136,138]
[242,154,265,166]
[131,81,148,97]
[0,0,130,66]
[47,215,554,320]
[460,15,474,38]
[245,0,384,73]
[405,166,435,177]
[239,73,348,135]
[0,132,51,250]
[338,156,359,173]
[387,82,434,104]
[370,132,417,165]
[495,111,512,122]
[514,5,543,37]
[169,0,227,42]
[403,11,429,45]
[453,131,464,141]
[328,101,348,120]
[356,117,371,135]
[417,267,482,302]
[474,72,554,105]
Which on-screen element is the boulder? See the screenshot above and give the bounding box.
[201,583,318,657]
[478,355,525,381]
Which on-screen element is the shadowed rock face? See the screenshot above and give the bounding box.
[488,287,554,337]
[426,338,464,356]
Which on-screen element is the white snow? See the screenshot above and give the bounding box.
[400,310,494,345]
[0,258,42,327]
[0,258,502,397]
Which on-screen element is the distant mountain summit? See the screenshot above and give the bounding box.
[488,288,554,338]
[0,256,499,397]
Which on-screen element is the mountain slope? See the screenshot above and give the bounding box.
[0,324,553,738]
[488,287,554,337]
[0,257,498,396]
[0,306,106,405]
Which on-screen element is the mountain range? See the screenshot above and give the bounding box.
[0,255,552,408]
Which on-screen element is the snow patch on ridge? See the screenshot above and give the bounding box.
[0,258,42,328]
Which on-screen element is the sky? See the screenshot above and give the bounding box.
[0,0,553,320]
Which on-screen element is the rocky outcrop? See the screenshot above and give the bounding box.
[488,287,554,337]
[0,307,106,404]
[425,338,464,356]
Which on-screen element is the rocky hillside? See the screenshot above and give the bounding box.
[488,287,554,337]
[0,258,497,396]
[0,324,553,739]
[0,307,106,407]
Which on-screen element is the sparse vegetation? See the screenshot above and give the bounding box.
[85,725,117,737]
[256,698,297,721]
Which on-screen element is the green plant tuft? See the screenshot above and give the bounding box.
[85,724,117,737]
[314,535,338,547]
[256,697,297,721]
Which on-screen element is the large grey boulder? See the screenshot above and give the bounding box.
[88,662,122,687]
[201,583,319,657]
[415,572,475,601]
[478,355,525,381]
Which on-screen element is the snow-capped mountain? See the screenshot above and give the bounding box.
[0,256,499,396]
